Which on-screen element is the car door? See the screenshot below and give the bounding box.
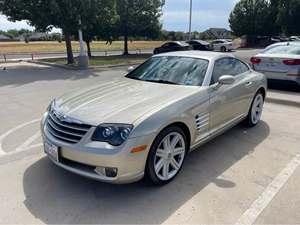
[161,43,171,53]
[212,41,221,51]
[209,57,253,133]
[170,43,182,52]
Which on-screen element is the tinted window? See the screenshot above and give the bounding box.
[169,43,178,47]
[211,58,249,84]
[126,56,209,86]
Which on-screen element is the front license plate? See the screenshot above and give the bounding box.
[44,141,59,162]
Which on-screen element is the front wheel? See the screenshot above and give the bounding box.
[245,92,265,127]
[145,126,188,185]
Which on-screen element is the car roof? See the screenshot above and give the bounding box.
[164,41,189,47]
[214,39,229,42]
[266,41,300,49]
[256,42,300,58]
[153,50,234,61]
[188,40,210,45]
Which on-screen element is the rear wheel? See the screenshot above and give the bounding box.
[245,92,265,127]
[145,126,188,185]
[221,46,227,52]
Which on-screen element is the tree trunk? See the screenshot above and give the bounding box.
[86,41,92,58]
[64,31,74,64]
[123,33,129,55]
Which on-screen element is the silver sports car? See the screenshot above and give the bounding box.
[41,51,267,185]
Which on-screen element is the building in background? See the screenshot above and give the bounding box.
[202,28,232,40]
[0,34,11,42]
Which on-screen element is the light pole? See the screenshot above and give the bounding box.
[77,18,89,69]
[188,0,193,41]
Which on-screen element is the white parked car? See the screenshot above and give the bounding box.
[290,36,300,42]
[211,39,235,52]
[41,51,267,185]
[251,42,300,85]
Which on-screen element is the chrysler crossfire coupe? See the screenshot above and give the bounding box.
[41,51,267,185]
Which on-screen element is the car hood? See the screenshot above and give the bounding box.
[53,78,200,126]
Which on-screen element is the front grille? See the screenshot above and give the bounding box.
[46,111,92,144]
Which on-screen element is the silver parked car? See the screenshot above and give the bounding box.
[41,51,267,185]
[251,42,300,85]
[211,39,235,52]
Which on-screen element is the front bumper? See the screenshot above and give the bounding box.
[41,113,156,184]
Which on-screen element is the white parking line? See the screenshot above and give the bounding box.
[15,131,41,152]
[235,151,300,225]
[0,119,40,155]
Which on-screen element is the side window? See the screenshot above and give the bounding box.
[233,59,250,75]
[211,58,249,84]
[170,43,179,48]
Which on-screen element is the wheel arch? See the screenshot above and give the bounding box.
[159,122,192,150]
[257,87,266,100]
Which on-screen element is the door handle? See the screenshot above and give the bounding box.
[245,81,253,87]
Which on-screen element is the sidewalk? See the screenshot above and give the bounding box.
[267,90,300,107]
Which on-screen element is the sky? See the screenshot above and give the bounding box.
[0,0,238,32]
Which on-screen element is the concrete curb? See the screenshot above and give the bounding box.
[30,60,82,70]
[0,60,23,64]
[266,97,300,108]
[30,60,142,71]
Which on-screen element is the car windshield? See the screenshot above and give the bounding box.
[263,45,300,55]
[126,56,209,86]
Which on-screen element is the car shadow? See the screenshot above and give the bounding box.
[268,80,300,93]
[22,121,270,224]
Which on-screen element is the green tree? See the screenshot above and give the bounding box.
[229,0,273,43]
[0,0,80,64]
[79,0,117,58]
[116,0,165,55]
[0,0,117,63]
[278,0,300,35]
[269,0,281,35]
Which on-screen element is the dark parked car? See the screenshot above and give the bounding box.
[153,41,191,54]
[186,40,213,51]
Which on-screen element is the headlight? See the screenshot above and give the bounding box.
[92,124,133,146]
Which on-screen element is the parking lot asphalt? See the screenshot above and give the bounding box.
[0,58,300,224]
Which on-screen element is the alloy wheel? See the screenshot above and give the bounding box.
[251,94,264,124]
[154,132,186,181]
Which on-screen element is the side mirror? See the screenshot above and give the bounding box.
[128,66,135,72]
[218,75,235,85]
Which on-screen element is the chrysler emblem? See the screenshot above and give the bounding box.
[54,110,67,120]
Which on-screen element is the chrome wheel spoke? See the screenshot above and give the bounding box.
[162,162,169,179]
[174,147,185,156]
[171,135,180,149]
[155,159,165,174]
[156,149,166,158]
[163,137,171,150]
[170,158,180,170]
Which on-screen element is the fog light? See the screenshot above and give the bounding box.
[94,167,106,176]
[105,167,118,178]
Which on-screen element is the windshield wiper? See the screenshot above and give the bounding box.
[144,79,178,85]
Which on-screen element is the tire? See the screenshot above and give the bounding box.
[244,92,265,127]
[145,126,188,185]
[221,46,226,52]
